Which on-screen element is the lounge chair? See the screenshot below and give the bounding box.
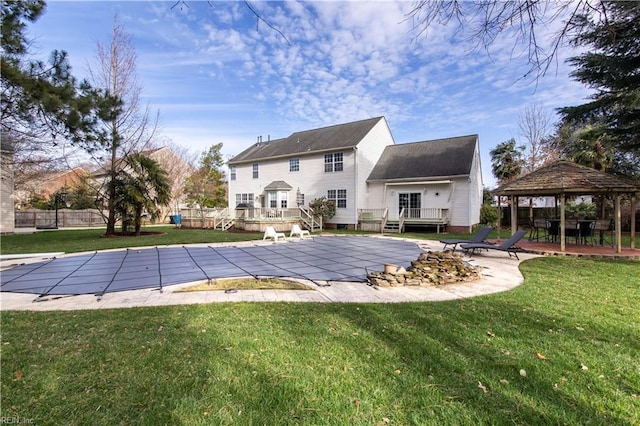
[290,224,310,239]
[460,229,528,260]
[263,226,286,242]
[440,226,493,251]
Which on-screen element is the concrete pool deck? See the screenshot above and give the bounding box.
[0,236,539,311]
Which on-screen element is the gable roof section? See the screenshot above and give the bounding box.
[493,160,640,196]
[367,135,478,182]
[229,117,385,164]
[264,180,293,190]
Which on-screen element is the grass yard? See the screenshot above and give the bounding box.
[175,278,312,292]
[1,256,639,425]
[0,226,263,254]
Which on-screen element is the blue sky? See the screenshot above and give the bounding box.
[30,1,593,187]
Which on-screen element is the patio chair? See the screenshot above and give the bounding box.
[263,226,286,242]
[460,229,528,260]
[546,220,559,242]
[529,218,547,242]
[440,226,493,251]
[592,219,613,246]
[290,224,310,239]
[565,219,580,244]
[579,220,595,245]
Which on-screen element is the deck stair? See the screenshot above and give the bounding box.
[383,221,402,233]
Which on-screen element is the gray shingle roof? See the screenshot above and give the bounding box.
[264,180,293,190]
[229,117,385,164]
[493,160,640,195]
[366,135,478,181]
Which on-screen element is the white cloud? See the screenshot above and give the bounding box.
[31,0,598,188]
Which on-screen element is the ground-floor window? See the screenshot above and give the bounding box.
[328,189,347,208]
[235,193,254,206]
[267,191,288,208]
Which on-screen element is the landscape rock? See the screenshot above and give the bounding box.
[367,251,479,287]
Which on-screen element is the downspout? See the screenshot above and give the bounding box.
[468,177,473,233]
[353,146,358,229]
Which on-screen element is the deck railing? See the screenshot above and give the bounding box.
[357,208,387,221]
[403,208,449,222]
[241,207,301,220]
[299,207,322,232]
[398,207,406,232]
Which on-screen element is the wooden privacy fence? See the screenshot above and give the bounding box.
[15,209,107,228]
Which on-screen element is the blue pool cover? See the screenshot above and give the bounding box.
[1,236,424,300]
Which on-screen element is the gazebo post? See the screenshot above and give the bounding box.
[511,196,518,236]
[497,196,502,240]
[615,195,622,253]
[631,193,637,250]
[560,193,566,252]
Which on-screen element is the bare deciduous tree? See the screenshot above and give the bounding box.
[153,139,196,220]
[405,0,609,79]
[86,16,160,236]
[517,103,555,174]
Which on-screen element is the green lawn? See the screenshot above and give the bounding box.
[0,226,263,254]
[1,229,639,424]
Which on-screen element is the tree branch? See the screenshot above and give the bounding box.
[243,1,291,46]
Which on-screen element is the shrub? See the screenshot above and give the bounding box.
[566,200,596,219]
[309,197,336,221]
[480,203,498,227]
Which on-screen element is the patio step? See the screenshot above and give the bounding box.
[384,221,401,233]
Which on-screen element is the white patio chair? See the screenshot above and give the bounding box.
[290,224,310,239]
[263,226,286,242]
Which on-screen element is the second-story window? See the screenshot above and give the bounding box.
[230,165,237,181]
[289,158,299,172]
[252,163,259,179]
[324,152,343,172]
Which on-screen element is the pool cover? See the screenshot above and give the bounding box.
[0,236,424,300]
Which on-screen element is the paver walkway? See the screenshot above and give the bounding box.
[0,236,539,311]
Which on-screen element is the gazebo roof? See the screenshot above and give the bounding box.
[493,160,640,196]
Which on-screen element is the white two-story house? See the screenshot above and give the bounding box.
[227,117,483,233]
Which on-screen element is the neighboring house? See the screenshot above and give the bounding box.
[227,117,483,233]
[40,167,89,199]
[13,167,88,209]
[1,141,15,234]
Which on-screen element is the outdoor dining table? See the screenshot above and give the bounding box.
[545,219,610,245]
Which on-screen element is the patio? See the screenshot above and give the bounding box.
[516,238,640,259]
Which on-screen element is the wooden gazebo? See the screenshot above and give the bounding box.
[493,160,639,253]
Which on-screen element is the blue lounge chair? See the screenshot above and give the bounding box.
[440,227,493,251]
[460,229,528,260]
